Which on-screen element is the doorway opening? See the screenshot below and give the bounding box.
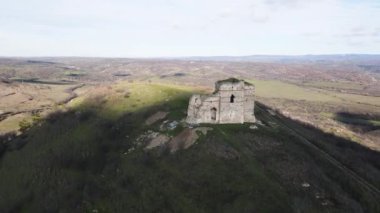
[211,107,217,120]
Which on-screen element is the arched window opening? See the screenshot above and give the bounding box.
[211,107,217,120]
[230,94,235,103]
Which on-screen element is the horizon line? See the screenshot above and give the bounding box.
[1,53,380,59]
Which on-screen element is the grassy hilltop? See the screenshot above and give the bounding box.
[0,82,379,213]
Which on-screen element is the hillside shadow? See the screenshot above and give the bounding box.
[0,97,379,212]
[255,102,380,188]
[1,92,188,156]
[334,111,380,132]
[0,93,194,212]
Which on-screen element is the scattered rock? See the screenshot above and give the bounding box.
[145,111,168,125]
[195,127,213,135]
[183,122,199,129]
[145,134,171,150]
[249,125,258,129]
[168,127,213,152]
[315,193,322,199]
[167,121,179,130]
[168,129,197,152]
[134,130,159,146]
[268,121,278,127]
[321,200,331,206]
[256,120,264,126]
[159,120,170,131]
[124,147,135,154]
[267,109,276,116]
[141,126,213,153]
[315,192,329,201]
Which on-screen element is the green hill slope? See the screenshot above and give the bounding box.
[0,83,379,213]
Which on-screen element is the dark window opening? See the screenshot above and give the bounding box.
[211,107,217,120]
[230,94,235,103]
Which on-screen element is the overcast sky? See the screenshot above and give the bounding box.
[1,0,379,57]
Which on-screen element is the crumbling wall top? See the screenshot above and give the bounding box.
[214,78,254,92]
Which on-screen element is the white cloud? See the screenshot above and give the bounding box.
[0,0,379,56]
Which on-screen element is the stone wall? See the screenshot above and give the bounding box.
[186,78,255,124]
[186,94,220,124]
[243,84,256,123]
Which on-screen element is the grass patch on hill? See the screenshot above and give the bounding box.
[0,114,32,135]
[70,82,198,120]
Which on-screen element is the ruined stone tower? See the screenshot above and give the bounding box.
[186,78,256,124]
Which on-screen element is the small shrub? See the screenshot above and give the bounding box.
[19,119,32,131]
[32,113,42,122]
[115,89,124,93]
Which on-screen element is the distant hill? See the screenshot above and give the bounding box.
[179,54,380,63]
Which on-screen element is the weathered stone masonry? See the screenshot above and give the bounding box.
[186,78,256,124]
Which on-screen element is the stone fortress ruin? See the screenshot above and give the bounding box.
[186,78,256,124]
